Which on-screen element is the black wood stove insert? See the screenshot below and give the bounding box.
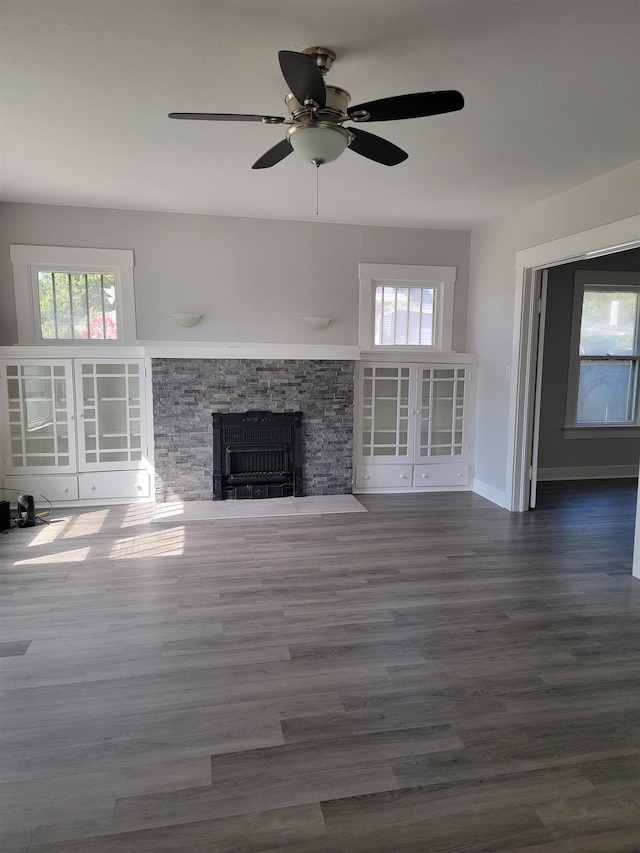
[212,411,303,500]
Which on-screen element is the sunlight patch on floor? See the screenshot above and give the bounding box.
[110,527,186,559]
[28,515,73,546]
[62,509,111,539]
[15,546,92,565]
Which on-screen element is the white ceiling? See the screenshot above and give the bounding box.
[1,0,639,229]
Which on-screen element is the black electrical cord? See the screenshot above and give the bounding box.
[0,487,53,525]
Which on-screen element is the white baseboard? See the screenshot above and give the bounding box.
[537,465,639,481]
[472,478,510,509]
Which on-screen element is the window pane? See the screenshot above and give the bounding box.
[53,272,72,338]
[580,290,637,355]
[38,272,55,338]
[71,273,89,337]
[36,270,118,341]
[577,359,636,423]
[374,285,434,346]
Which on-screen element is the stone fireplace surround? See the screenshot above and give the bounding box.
[152,358,355,502]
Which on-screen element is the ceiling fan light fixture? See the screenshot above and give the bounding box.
[287,123,352,166]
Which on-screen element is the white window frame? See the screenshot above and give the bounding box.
[358,263,455,354]
[565,270,640,437]
[10,245,137,346]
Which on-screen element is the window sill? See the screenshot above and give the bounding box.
[563,425,640,439]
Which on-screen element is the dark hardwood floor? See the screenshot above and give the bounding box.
[2,481,640,852]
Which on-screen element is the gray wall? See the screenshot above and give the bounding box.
[0,202,471,351]
[537,248,640,475]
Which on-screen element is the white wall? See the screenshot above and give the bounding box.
[0,203,471,351]
[468,161,640,506]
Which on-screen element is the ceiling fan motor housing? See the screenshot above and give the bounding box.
[285,85,351,123]
[301,46,336,76]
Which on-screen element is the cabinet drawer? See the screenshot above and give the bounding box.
[78,471,151,500]
[355,464,413,489]
[414,463,469,487]
[3,475,79,503]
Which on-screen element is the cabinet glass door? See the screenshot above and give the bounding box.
[76,361,145,470]
[2,360,76,473]
[360,365,413,459]
[418,366,466,459]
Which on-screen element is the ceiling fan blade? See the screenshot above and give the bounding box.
[169,113,285,123]
[278,51,326,108]
[348,90,464,122]
[252,138,294,169]
[348,128,408,166]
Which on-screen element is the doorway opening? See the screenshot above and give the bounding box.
[507,215,640,576]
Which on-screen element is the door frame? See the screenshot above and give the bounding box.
[506,214,640,575]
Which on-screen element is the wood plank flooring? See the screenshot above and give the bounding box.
[1,480,640,852]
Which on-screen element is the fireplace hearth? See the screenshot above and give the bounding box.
[212,411,303,500]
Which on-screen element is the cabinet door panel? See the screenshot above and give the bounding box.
[358,364,414,460]
[417,366,467,460]
[1,360,76,474]
[76,360,146,470]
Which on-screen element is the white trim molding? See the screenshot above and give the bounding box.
[538,465,639,481]
[358,263,456,354]
[515,216,640,271]
[10,245,137,346]
[140,342,360,361]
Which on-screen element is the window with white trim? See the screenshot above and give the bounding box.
[566,271,640,430]
[10,246,137,346]
[359,263,455,353]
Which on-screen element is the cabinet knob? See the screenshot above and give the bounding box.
[63,488,69,493]
[457,472,464,478]
[363,475,370,480]
[422,473,429,478]
[91,486,96,491]
[400,474,407,479]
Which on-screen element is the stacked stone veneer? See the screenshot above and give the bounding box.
[152,359,355,501]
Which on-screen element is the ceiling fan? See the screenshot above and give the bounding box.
[169,47,464,169]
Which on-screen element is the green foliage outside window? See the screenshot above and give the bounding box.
[580,289,638,355]
[38,272,117,340]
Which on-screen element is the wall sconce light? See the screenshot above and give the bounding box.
[170,313,203,327]
[302,316,332,330]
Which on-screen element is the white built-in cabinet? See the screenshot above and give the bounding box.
[354,360,475,492]
[0,358,151,504]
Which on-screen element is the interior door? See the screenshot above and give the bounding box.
[528,270,548,509]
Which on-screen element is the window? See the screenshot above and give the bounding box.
[567,271,640,431]
[374,285,435,346]
[10,246,136,346]
[359,264,455,353]
[37,271,117,341]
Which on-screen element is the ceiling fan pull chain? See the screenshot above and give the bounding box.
[315,163,319,216]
